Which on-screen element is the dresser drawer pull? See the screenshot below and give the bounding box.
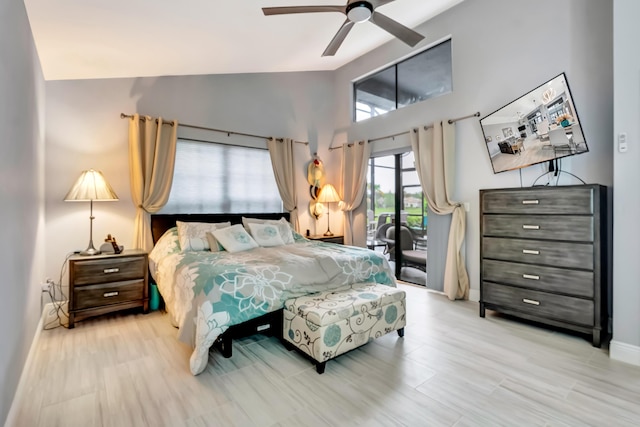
[103,268,120,274]
[521,200,539,205]
[522,225,540,230]
[522,274,540,280]
[522,249,540,255]
[522,298,540,306]
[103,291,119,298]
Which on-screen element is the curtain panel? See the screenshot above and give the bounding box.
[410,121,469,300]
[340,140,371,246]
[128,114,178,251]
[267,138,299,231]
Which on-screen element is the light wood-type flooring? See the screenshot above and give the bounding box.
[10,283,640,426]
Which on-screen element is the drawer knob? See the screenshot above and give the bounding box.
[522,249,540,255]
[521,200,539,205]
[522,225,540,230]
[522,274,540,280]
[103,291,119,298]
[522,298,540,306]
[104,268,120,274]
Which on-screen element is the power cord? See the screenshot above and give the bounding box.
[42,252,74,330]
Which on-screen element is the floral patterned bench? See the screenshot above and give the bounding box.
[282,283,406,373]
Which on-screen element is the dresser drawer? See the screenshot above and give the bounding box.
[481,187,594,215]
[482,215,593,242]
[482,259,594,298]
[73,280,145,310]
[483,282,594,326]
[72,256,146,285]
[482,237,593,269]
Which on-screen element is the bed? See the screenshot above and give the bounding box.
[149,213,397,375]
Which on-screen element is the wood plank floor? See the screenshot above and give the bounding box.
[11,283,640,426]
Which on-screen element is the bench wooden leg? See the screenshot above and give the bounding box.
[397,327,405,338]
[316,361,326,374]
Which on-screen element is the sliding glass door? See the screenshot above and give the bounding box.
[366,151,427,285]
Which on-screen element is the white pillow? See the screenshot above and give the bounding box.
[212,224,259,253]
[247,223,286,247]
[176,221,231,252]
[241,217,295,245]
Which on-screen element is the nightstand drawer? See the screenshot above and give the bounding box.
[73,280,145,310]
[72,256,146,285]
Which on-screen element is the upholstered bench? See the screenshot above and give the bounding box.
[282,283,406,373]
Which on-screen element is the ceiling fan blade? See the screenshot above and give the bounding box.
[370,11,424,47]
[262,6,346,16]
[322,19,355,57]
[370,0,396,8]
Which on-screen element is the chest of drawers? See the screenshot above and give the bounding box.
[68,250,149,328]
[479,185,609,346]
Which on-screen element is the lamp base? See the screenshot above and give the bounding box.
[323,230,334,237]
[80,248,101,256]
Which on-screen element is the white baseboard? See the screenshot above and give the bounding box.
[610,340,640,367]
[5,316,43,427]
[469,288,480,302]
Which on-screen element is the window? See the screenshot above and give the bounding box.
[161,139,282,214]
[354,39,452,122]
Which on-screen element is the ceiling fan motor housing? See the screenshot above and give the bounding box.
[347,1,373,22]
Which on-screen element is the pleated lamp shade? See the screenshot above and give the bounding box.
[64,169,118,202]
[317,184,341,204]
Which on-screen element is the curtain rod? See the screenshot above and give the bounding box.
[120,113,309,145]
[328,111,480,151]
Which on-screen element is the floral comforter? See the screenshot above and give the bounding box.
[150,236,396,375]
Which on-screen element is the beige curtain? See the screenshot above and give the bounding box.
[267,138,299,231]
[410,121,469,300]
[128,114,178,251]
[340,140,371,246]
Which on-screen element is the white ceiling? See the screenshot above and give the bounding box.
[24,0,463,81]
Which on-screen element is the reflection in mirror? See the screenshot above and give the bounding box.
[480,73,588,174]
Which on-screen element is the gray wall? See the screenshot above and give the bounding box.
[44,72,336,278]
[0,0,46,424]
[332,0,613,301]
[612,0,640,360]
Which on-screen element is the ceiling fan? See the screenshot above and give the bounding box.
[262,0,425,57]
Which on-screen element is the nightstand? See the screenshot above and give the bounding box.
[68,249,148,328]
[308,235,344,245]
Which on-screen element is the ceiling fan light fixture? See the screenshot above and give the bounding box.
[347,1,373,23]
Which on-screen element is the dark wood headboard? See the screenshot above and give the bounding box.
[150,212,290,244]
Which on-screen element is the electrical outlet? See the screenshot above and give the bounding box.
[41,302,69,329]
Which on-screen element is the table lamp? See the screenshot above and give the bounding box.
[64,169,119,256]
[317,183,342,236]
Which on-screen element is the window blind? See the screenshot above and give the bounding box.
[161,139,282,214]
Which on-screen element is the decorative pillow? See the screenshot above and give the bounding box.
[176,221,231,252]
[205,232,225,252]
[247,223,286,247]
[241,217,295,245]
[212,224,259,253]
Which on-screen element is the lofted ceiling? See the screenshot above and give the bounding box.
[23,0,463,81]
